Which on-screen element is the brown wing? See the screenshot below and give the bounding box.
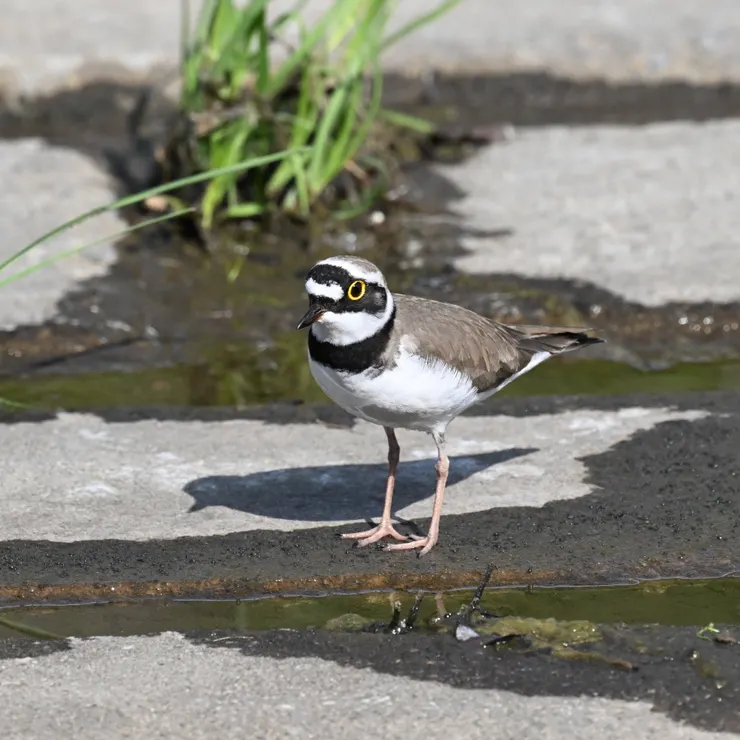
[392,295,603,393]
[392,294,526,392]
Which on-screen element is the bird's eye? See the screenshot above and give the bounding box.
[347,280,366,301]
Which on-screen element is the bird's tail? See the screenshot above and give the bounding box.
[511,326,605,355]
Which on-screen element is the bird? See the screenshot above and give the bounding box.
[297,255,604,555]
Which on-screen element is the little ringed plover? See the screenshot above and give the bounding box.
[297,255,604,555]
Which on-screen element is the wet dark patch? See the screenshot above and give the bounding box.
[0,397,738,598]
[386,71,740,129]
[0,175,739,403]
[6,72,740,159]
[192,625,740,734]
[0,81,176,196]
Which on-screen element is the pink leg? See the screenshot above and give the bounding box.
[342,427,409,546]
[386,430,449,556]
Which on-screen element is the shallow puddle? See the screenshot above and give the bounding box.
[1,577,738,640]
[2,355,740,411]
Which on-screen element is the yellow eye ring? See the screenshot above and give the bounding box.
[347,280,366,301]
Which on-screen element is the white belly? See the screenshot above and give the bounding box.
[309,350,480,433]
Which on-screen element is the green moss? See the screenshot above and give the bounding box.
[324,613,376,631]
[476,616,602,649]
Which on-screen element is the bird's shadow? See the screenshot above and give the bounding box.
[183,447,537,522]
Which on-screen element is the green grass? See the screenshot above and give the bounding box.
[0,0,460,291]
[172,0,460,228]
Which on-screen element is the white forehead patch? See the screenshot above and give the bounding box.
[319,256,386,287]
[305,278,344,301]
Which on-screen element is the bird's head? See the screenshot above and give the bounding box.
[297,256,394,345]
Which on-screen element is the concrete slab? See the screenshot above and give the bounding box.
[0,139,121,329]
[291,0,740,81]
[2,391,736,595]
[442,120,740,305]
[0,2,183,95]
[0,406,704,542]
[2,0,740,96]
[0,633,733,740]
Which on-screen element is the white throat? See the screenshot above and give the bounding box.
[311,291,395,346]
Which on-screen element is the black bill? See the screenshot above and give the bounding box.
[296,303,326,329]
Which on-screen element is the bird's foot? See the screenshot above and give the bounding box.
[385,532,438,556]
[342,520,409,547]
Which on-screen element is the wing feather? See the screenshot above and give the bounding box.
[392,294,602,393]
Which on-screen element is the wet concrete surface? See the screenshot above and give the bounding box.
[0,632,733,740]
[0,392,737,601]
[387,72,740,127]
[1,219,739,401]
[3,245,740,382]
[1,580,739,735]
[195,626,740,734]
[2,7,740,739]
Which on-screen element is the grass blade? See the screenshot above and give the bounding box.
[201,122,253,228]
[0,209,195,289]
[0,147,309,277]
[264,7,339,98]
[0,614,64,641]
[226,203,267,218]
[377,108,435,134]
[266,66,319,197]
[306,76,356,192]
